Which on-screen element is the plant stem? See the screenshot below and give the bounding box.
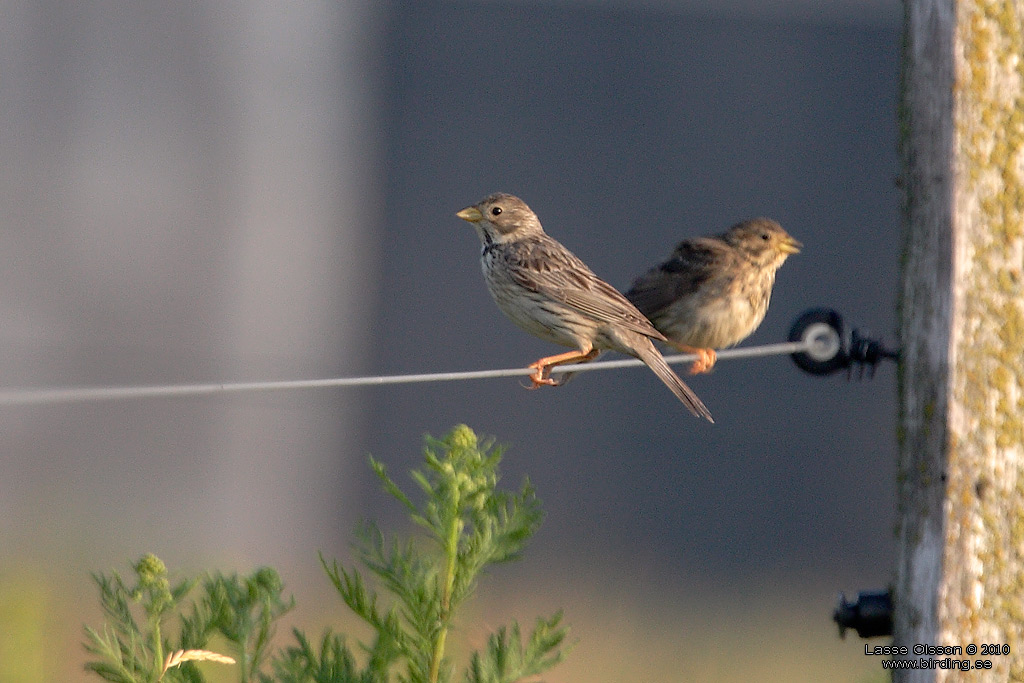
[151,616,164,683]
[429,505,462,683]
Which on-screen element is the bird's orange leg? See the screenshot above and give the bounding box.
[668,343,717,374]
[527,349,600,388]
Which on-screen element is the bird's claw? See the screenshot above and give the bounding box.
[522,349,593,389]
[548,371,574,386]
[689,349,717,374]
[524,364,561,389]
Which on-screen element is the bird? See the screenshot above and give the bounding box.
[456,192,713,422]
[624,218,801,374]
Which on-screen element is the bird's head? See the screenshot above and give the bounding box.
[456,193,543,245]
[724,218,802,269]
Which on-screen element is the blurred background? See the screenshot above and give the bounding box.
[0,1,900,680]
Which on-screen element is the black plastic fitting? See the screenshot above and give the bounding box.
[834,589,893,639]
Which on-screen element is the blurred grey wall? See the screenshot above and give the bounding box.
[0,1,382,576]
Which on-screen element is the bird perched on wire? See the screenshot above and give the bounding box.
[625,218,801,374]
[456,192,713,422]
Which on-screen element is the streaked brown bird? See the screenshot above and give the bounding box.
[456,192,713,422]
[625,217,801,374]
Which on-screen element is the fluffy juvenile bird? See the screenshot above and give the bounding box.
[625,218,801,374]
[456,192,713,422]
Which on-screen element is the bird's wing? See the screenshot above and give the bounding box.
[625,237,732,317]
[506,235,666,340]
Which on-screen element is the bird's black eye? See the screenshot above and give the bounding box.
[761,233,770,241]
[491,206,502,216]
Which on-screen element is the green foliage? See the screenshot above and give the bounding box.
[184,568,294,680]
[85,425,567,683]
[316,424,563,683]
[83,554,258,683]
[264,630,372,683]
[465,613,566,683]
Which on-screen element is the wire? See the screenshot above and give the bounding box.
[0,340,814,407]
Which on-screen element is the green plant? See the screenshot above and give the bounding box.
[84,425,567,683]
[84,554,287,683]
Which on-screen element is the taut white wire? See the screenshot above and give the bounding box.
[0,340,813,407]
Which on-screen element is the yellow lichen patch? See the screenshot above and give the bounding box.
[946,0,1024,669]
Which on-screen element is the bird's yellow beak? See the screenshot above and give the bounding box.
[456,206,482,223]
[780,237,802,254]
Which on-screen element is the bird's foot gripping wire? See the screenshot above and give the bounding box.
[524,349,599,389]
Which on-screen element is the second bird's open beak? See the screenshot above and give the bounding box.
[456,206,482,223]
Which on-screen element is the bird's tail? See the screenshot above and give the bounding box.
[635,339,714,422]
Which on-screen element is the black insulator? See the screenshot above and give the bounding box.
[834,589,893,638]
[789,308,899,378]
